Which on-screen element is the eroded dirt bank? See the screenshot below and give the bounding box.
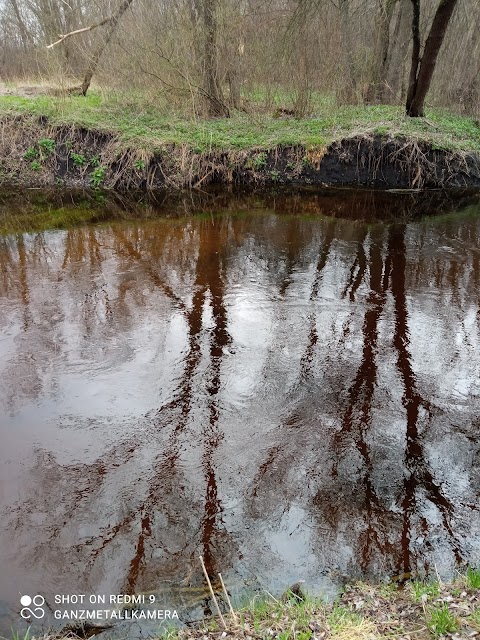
[1,114,480,190]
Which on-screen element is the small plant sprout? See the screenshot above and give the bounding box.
[38,138,55,156]
[90,166,106,187]
[252,152,267,169]
[134,159,146,171]
[30,160,41,171]
[410,579,440,602]
[70,152,87,167]
[23,147,38,161]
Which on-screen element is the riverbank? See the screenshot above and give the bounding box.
[16,572,480,640]
[173,572,480,640]
[0,91,479,190]
[175,572,480,640]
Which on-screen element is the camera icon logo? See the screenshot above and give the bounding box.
[20,595,45,619]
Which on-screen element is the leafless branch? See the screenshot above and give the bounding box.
[46,16,111,48]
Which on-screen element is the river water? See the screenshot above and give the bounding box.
[0,189,479,636]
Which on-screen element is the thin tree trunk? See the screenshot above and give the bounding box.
[384,0,411,102]
[406,0,420,111]
[227,69,241,109]
[80,0,135,95]
[406,0,459,117]
[202,0,229,117]
[226,35,244,110]
[339,0,357,102]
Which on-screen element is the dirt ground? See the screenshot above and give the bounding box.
[0,81,64,97]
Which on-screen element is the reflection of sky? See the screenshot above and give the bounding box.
[0,208,480,635]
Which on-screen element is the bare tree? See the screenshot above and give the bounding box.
[406,0,460,116]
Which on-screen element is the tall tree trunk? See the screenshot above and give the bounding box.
[367,0,396,103]
[406,0,459,117]
[226,35,244,110]
[339,0,357,102]
[80,0,135,95]
[202,0,229,117]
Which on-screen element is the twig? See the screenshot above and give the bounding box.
[193,169,215,189]
[434,563,443,587]
[199,555,227,630]
[218,572,237,621]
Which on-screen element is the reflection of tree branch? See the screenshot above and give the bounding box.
[341,228,367,302]
[331,229,391,569]
[300,221,336,378]
[112,227,188,312]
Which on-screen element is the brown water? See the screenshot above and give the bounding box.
[1,190,480,636]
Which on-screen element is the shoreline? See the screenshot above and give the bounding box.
[0,184,479,235]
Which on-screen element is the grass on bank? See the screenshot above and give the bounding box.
[171,571,480,640]
[0,90,479,154]
[10,570,480,640]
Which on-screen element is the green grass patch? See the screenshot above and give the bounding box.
[10,628,31,640]
[409,580,441,602]
[466,567,480,589]
[327,604,364,630]
[469,608,480,630]
[0,91,479,153]
[426,603,459,637]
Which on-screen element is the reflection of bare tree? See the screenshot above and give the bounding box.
[246,217,477,579]
[386,225,461,574]
[300,220,337,379]
[330,228,395,571]
[15,235,33,336]
[341,227,368,303]
[2,216,238,605]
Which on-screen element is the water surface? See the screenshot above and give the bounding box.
[1,189,479,635]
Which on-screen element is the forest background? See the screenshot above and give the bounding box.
[0,0,478,121]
